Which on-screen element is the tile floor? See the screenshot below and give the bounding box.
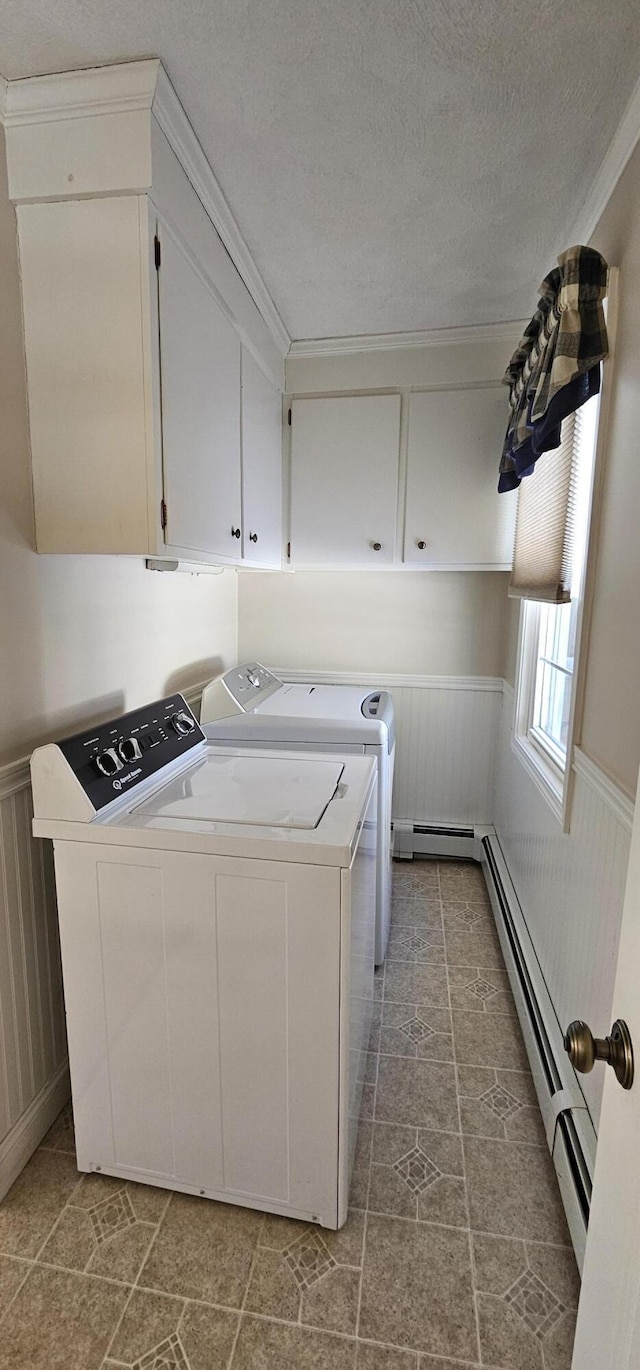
[0,860,579,1369]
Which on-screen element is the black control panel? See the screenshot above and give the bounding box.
[58,694,205,812]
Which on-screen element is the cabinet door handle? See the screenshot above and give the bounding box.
[372,542,382,551]
[417,540,427,550]
[231,526,241,539]
[249,532,258,543]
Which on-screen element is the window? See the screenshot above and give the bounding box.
[513,394,600,816]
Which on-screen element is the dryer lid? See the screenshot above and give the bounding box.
[130,754,344,830]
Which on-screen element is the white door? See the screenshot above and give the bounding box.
[404,387,516,568]
[157,223,242,559]
[290,394,400,565]
[571,765,640,1368]
[241,348,283,567]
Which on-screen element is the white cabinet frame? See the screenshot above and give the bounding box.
[285,386,515,571]
[6,60,285,569]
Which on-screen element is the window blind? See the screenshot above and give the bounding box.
[508,413,577,602]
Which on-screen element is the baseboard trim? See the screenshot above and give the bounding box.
[0,1062,70,1200]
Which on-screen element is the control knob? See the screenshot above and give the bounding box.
[170,711,196,736]
[94,748,124,777]
[119,737,142,764]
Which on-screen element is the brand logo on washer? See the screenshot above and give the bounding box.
[113,768,141,791]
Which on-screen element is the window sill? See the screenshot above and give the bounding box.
[510,729,565,824]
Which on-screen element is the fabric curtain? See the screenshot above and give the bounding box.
[498,245,608,494]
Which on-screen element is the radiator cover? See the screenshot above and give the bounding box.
[393,822,596,1270]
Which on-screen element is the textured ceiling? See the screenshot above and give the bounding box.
[1,1,639,340]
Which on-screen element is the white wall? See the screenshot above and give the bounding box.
[239,570,508,677]
[495,687,632,1127]
[581,140,640,799]
[0,125,238,769]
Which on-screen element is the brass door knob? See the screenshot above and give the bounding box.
[564,1019,634,1090]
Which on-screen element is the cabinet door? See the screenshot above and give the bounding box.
[158,226,242,559]
[290,395,400,565]
[241,349,283,567]
[404,388,516,567]
[17,197,153,554]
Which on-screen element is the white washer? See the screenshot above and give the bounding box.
[31,693,376,1230]
[201,663,395,965]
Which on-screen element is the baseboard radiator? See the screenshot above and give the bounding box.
[394,822,595,1271]
[393,820,480,861]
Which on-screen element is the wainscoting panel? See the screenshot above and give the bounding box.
[274,670,503,827]
[494,685,632,1126]
[0,760,67,1183]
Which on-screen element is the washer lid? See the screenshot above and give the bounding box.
[255,683,368,719]
[131,753,344,830]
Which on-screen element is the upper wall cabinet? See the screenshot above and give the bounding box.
[241,350,283,566]
[158,225,242,561]
[404,388,516,569]
[287,384,516,571]
[290,395,401,566]
[5,60,286,568]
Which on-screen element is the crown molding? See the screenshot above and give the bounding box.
[3,58,160,126]
[571,72,640,244]
[152,65,290,358]
[287,319,527,359]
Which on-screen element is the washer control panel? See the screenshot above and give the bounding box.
[200,663,283,722]
[59,694,205,811]
[224,663,281,707]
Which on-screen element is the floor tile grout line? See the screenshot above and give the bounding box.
[26,1257,148,1288]
[354,1152,370,1342]
[10,1166,88,1281]
[230,1307,359,1342]
[360,1336,474,1369]
[226,1212,268,1368]
[354,965,379,1346]
[123,1285,259,1316]
[100,1189,174,1368]
[366,1207,471,1235]
[0,1255,34,1329]
[444,872,483,1369]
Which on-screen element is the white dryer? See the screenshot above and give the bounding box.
[31,694,376,1230]
[201,663,395,965]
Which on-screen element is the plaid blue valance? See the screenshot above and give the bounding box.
[498,246,609,492]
